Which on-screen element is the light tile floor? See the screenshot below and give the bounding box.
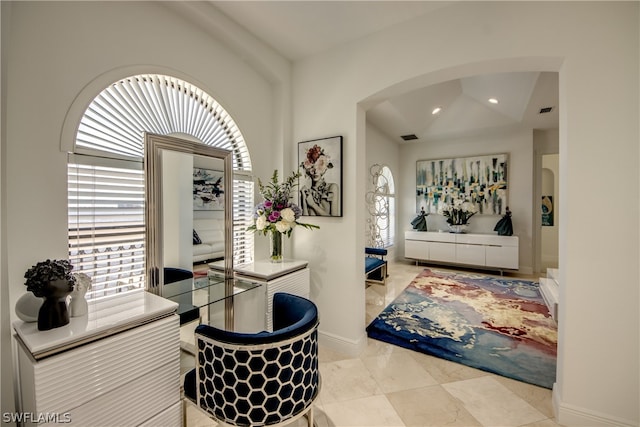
[183,260,563,427]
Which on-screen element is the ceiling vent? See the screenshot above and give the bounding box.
[401,134,418,141]
[539,106,554,114]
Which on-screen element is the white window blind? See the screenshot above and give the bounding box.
[69,74,253,295]
[233,174,255,265]
[68,156,145,300]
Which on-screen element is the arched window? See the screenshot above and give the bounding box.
[68,74,253,299]
[366,165,395,248]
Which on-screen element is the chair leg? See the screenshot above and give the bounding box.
[305,405,314,427]
[182,398,187,427]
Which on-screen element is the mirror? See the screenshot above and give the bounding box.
[144,133,233,296]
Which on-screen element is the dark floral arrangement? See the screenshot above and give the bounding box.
[24,259,76,297]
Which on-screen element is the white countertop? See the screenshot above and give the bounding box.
[13,291,178,359]
[209,259,308,280]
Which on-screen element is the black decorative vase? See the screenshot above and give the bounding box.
[37,279,73,331]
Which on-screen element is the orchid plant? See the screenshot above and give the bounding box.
[438,196,478,225]
[247,170,319,237]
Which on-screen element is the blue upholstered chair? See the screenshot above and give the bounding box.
[365,247,388,285]
[183,292,320,427]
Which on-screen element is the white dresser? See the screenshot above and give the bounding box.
[13,291,180,427]
[405,231,519,270]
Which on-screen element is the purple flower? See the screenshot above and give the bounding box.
[268,211,281,222]
[254,202,266,218]
[264,200,273,208]
[290,203,302,219]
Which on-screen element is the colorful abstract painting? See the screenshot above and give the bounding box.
[416,154,508,215]
[367,269,557,389]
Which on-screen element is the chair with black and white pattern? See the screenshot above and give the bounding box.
[183,292,320,427]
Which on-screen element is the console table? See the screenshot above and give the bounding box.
[209,259,310,331]
[405,231,519,271]
[13,291,180,427]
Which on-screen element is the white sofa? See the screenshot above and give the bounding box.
[193,218,225,263]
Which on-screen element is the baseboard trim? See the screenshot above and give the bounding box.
[553,386,638,427]
[318,329,366,358]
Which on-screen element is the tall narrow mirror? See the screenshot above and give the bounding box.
[144,133,233,298]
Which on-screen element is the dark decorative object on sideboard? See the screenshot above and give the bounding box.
[24,259,77,331]
[494,206,514,236]
[411,207,429,231]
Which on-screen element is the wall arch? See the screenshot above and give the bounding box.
[357,54,564,401]
[360,56,563,109]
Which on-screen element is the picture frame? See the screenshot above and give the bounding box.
[416,153,508,215]
[298,135,343,217]
[193,167,224,211]
[542,195,553,226]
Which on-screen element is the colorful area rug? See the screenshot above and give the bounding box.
[366,269,557,389]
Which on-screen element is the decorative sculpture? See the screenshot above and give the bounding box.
[70,272,92,317]
[411,206,429,231]
[23,259,77,331]
[494,206,514,236]
[365,164,389,248]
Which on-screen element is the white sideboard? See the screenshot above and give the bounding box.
[405,231,519,270]
[13,291,180,427]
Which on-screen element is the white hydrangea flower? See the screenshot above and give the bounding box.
[256,215,267,231]
[275,221,291,233]
[280,208,296,223]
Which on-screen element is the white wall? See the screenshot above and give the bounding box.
[534,129,560,273]
[399,128,534,273]
[292,2,638,425]
[2,1,288,416]
[0,1,13,418]
[541,154,559,270]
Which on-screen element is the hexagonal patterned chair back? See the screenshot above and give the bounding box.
[183,292,320,427]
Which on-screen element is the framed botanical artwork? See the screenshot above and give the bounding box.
[298,136,343,217]
[416,153,508,215]
[193,168,224,211]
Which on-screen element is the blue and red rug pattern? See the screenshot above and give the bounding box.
[367,268,557,389]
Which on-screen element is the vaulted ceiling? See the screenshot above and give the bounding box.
[367,71,559,143]
[206,1,559,142]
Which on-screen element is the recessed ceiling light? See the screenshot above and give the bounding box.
[488,98,499,104]
[432,107,442,115]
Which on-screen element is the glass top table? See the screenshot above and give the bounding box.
[163,269,262,331]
